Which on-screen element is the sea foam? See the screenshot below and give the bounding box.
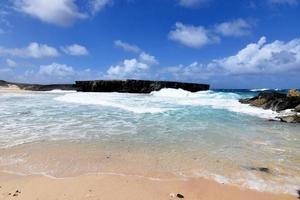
[55,88,279,119]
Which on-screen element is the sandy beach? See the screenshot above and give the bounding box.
[0,89,299,200]
[0,172,297,200]
[0,85,28,93]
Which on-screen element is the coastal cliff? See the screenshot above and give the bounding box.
[75,80,209,93]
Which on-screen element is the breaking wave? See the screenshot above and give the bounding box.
[55,88,279,119]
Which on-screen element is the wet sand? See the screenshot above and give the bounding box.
[0,172,297,200]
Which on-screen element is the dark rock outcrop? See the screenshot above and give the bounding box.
[245,167,271,174]
[0,80,76,91]
[75,79,209,93]
[239,91,300,112]
[278,115,300,123]
[240,89,300,123]
[295,104,300,112]
[0,80,9,87]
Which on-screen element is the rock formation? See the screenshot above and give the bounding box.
[287,89,300,97]
[1,79,209,93]
[279,115,300,123]
[240,89,300,123]
[75,79,209,93]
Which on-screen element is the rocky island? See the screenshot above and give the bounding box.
[239,89,300,123]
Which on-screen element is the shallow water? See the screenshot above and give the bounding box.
[0,89,299,195]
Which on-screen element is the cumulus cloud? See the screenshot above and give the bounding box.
[214,19,253,37]
[62,44,89,56]
[139,52,158,65]
[178,0,211,8]
[213,36,300,74]
[169,19,253,48]
[161,37,300,80]
[39,62,75,77]
[106,59,148,79]
[12,0,112,26]
[6,59,17,67]
[0,62,100,84]
[106,52,158,79]
[169,22,219,48]
[110,40,158,78]
[114,40,141,53]
[13,0,88,26]
[0,42,60,58]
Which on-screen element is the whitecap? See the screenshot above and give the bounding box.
[250,88,270,92]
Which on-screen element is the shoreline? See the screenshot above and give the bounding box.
[0,85,29,93]
[0,89,299,199]
[0,172,297,200]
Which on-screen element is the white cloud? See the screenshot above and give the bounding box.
[62,44,89,56]
[139,52,158,65]
[89,0,112,15]
[114,40,141,53]
[159,62,213,81]
[161,37,300,79]
[214,19,253,37]
[0,62,100,84]
[178,0,210,8]
[39,62,75,77]
[110,41,157,78]
[268,0,299,6]
[106,52,158,79]
[169,22,219,48]
[6,59,17,67]
[13,0,88,26]
[106,59,149,79]
[0,42,60,58]
[12,0,111,26]
[214,36,300,74]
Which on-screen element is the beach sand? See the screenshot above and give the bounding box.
[0,91,298,200]
[0,172,297,200]
[0,85,28,93]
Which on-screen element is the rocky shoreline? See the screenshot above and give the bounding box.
[239,89,300,123]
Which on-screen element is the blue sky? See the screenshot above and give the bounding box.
[0,0,300,88]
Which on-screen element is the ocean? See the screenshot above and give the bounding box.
[0,89,299,195]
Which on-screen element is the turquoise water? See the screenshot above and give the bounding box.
[0,89,299,195]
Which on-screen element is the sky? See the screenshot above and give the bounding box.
[0,0,300,89]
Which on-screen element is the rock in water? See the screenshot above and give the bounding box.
[239,91,300,112]
[295,104,300,112]
[287,89,300,97]
[279,115,300,123]
[75,79,209,93]
[240,90,300,123]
